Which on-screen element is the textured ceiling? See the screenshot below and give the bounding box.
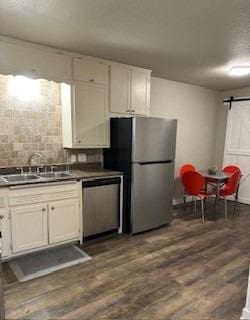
[1,0,250,90]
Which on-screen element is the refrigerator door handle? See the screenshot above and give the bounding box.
[138,160,173,165]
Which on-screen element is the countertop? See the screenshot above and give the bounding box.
[71,169,122,180]
[0,169,123,188]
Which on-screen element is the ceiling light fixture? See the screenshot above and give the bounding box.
[229,66,250,77]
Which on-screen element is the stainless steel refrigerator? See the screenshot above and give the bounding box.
[104,117,177,234]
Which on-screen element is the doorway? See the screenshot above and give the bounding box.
[223,100,250,204]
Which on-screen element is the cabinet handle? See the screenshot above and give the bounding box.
[0,215,4,220]
[78,140,81,143]
[126,109,130,113]
[89,79,94,82]
[42,208,46,212]
[51,207,55,210]
[131,110,135,113]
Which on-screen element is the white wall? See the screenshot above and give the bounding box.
[150,77,219,203]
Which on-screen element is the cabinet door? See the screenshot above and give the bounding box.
[11,204,48,253]
[0,40,71,82]
[110,65,131,114]
[48,199,80,244]
[131,71,150,115]
[0,209,9,257]
[73,83,109,147]
[73,58,108,85]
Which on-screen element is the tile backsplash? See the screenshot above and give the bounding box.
[0,74,102,167]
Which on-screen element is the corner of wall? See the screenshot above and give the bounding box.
[213,91,228,168]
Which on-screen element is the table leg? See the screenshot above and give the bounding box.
[215,181,220,219]
[204,181,208,209]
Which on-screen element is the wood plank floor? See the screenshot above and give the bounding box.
[3,202,250,320]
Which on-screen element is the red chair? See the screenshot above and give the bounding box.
[180,164,196,179]
[223,165,241,174]
[180,164,196,209]
[182,171,212,222]
[222,165,242,213]
[218,170,241,220]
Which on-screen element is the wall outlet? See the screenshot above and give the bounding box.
[78,153,87,162]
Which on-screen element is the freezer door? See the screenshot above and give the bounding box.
[131,161,174,234]
[132,117,177,162]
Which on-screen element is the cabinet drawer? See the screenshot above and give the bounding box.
[8,183,79,207]
[73,58,108,85]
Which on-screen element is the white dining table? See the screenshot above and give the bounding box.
[199,170,232,218]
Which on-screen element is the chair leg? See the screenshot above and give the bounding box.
[234,190,240,216]
[183,195,186,211]
[201,198,205,222]
[233,194,238,216]
[224,198,228,221]
[236,186,240,216]
[194,198,197,215]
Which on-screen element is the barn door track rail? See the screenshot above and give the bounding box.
[224,96,250,110]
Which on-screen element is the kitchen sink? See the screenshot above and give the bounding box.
[37,172,72,179]
[2,174,40,183]
[1,171,72,183]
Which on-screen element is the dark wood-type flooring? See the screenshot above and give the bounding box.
[3,201,250,320]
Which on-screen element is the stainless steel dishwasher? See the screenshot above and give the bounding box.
[82,177,121,238]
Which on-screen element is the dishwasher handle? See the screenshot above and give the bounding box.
[82,177,121,188]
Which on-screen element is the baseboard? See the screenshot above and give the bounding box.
[238,197,250,205]
[173,197,194,206]
[241,307,250,319]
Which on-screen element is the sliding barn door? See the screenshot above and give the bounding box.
[223,101,250,204]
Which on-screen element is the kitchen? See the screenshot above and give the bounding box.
[1,1,250,319]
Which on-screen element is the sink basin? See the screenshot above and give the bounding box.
[1,171,72,183]
[2,174,40,183]
[37,172,72,179]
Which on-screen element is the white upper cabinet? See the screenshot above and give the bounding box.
[0,40,71,82]
[61,83,109,148]
[110,65,131,114]
[74,83,108,146]
[131,71,151,115]
[73,58,108,85]
[0,36,152,148]
[110,64,151,116]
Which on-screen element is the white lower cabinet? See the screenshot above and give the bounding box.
[5,182,81,256]
[11,199,80,254]
[48,199,80,244]
[11,204,48,253]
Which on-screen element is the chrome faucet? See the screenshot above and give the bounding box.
[16,167,24,174]
[50,165,56,172]
[29,153,43,166]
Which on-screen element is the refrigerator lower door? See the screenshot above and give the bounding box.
[131,161,174,234]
